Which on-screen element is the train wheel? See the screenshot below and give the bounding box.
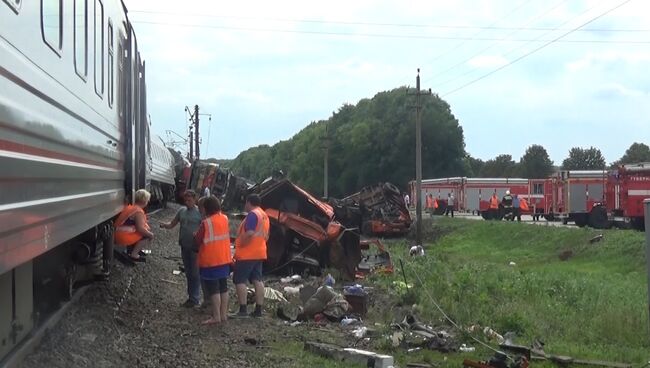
[588,206,611,229]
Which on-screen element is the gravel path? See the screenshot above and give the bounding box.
[20,205,315,368]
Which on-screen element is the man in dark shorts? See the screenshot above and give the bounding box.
[233,194,270,318]
[194,196,231,325]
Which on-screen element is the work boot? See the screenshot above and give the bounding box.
[250,305,263,318]
[181,299,200,308]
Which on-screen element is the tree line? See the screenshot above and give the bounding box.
[221,86,650,195]
[470,142,650,179]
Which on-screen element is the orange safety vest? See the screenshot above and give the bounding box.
[198,213,232,268]
[425,196,433,209]
[520,198,529,211]
[234,207,270,261]
[489,196,499,209]
[434,198,439,209]
[114,205,148,246]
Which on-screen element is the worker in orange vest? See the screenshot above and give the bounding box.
[114,189,154,262]
[194,196,232,325]
[233,194,270,318]
[488,193,499,220]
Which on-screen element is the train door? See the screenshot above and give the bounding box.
[119,21,135,203]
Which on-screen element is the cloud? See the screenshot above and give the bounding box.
[593,83,647,99]
[566,51,650,72]
[467,55,508,68]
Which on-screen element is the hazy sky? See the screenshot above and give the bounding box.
[124,0,650,164]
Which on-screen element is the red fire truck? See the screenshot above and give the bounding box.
[550,170,608,227]
[606,163,650,229]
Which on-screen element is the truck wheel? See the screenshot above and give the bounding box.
[588,206,611,229]
[574,215,588,228]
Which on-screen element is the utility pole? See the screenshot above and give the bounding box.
[321,124,330,199]
[188,125,194,160]
[408,68,432,247]
[194,105,200,160]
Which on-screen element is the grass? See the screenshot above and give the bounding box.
[370,217,650,366]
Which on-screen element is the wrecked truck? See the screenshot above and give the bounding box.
[253,178,362,280]
[339,182,412,237]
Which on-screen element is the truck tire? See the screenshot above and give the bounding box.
[588,206,611,229]
[574,215,588,228]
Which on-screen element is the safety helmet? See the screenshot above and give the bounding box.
[506,190,510,195]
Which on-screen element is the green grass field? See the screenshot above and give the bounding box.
[370,218,650,366]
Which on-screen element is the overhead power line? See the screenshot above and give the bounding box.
[441,0,634,97]
[128,9,650,33]
[433,0,600,89]
[423,0,569,84]
[130,20,650,44]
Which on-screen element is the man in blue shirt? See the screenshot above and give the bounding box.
[160,190,204,307]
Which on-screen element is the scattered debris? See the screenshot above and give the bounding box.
[500,343,632,368]
[172,270,182,275]
[262,287,288,303]
[508,261,517,267]
[394,314,459,353]
[406,363,435,368]
[343,284,369,316]
[357,239,394,277]
[79,333,97,343]
[558,249,574,261]
[409,245,425,257]
[352,326,368,338]
[324,273,336,286]
[339,182,412,237]
[590,234,604,244]
[255,179,361,279]
[463,351,529,368]
[459,344,475,353]
[302,286,350,320]
[304,341,395,368]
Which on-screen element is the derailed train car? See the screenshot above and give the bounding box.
[0,0,173,360]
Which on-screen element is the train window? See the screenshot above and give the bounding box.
[3,0,21,13]
[533,183,544,195]
[108,21,114,107]
[94,0,104,96]
[74,0,88,79]
[41,0,62,53]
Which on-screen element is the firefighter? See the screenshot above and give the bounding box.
[114,189,154,262]
[425,193,434,216]
[194,196,232,325]
[520,197,530,221]
[502,190,513,220]
[488,193,499,220]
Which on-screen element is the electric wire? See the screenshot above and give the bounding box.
[128,20,650,44]
[422,0,569,85]
[128,9,650,33]
[434,0,603,90]
[441,0,634,97]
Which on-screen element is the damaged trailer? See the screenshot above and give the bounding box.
[340,182,412,236]
[254,179,362,280]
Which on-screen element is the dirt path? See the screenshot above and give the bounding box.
[20,206,320,368]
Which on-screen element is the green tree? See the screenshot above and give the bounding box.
[519,144,554,178]
[616,142,650,165]
[479,154,518,177]
[463,154,484,177]
[229,87,466,196]
[561,147,606,170]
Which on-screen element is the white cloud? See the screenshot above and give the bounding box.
[467,55,508,68]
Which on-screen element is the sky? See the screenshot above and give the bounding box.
[124,0,650,165]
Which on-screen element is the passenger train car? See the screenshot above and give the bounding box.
[0,0,174,360]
